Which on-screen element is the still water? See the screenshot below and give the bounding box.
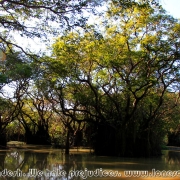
[0,145,180,180]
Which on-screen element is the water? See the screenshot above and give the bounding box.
[0,146,180,180]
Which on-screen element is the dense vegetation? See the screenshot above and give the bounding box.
[0,0,180,157]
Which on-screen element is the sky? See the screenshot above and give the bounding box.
[161,0,180,19]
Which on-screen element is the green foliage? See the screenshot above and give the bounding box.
[6,52,32,74]
[43,0,180,156]
[0,73,8,84]
[0,0,179,156]
[0,97,11,112]
[0,0,105,54]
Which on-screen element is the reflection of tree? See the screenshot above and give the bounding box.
[62,154,85,180]
[0,151,6,169]
[20,151,49,172]
[1,148,92,180]
[3,149,49,173]
[4,150,24,170]
[35,152,49,170]
[165,151,180,165]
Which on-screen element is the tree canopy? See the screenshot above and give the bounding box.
[40,0,180,156]
[0,0,180,157]
[0,0,107,55]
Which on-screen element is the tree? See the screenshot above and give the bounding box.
[23,87,53,145]
[0,97,20,146]
[0,0,98,146]
[0,0,107,55]
[43,0,180,157]
[35,75,87,153]
[0,51,33,146]
[164,92,180,146]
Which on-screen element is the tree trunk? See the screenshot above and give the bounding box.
[0,133,7,147]
[65,129,70,155]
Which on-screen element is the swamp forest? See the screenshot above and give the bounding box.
[0,0,180,158]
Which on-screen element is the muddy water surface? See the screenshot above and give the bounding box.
[0,146,180,180]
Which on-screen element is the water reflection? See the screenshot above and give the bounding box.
[0,147,180,180]
[0,151,6,170]
[164,150,180,166]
